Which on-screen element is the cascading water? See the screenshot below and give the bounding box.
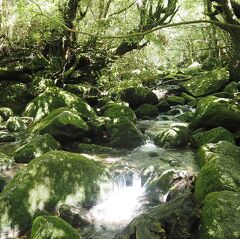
[81,172,146,239]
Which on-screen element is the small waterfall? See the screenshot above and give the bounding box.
[89,171,144,229]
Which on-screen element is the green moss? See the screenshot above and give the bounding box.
[180,93,196,102]
[154,124,190,148]
[181,68,229,97]
[0,81,28,113]
[190,96,240,131]
[31,216,80,239]
[135,104,159,119]
[194,142,240,203]
[157,101,171,113]
[106,117,144,149]
[26,108,89,142]
[0,151,107,235]
[197,191,240,239]
[14,134,60,163]
[166,96,185,106]
[24,87,96,122]
[103,104,137,122]
[223,81,239,94]
[0,152,14,170]
[191,127,235,148]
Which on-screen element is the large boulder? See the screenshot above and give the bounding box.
[166,96,185,106]
[181,68,229,97]
[196,191,240,239]
[0,151,107,237]
[31,216,80,239]
[190,96,240,132]
[14,134,60,163]
[135,104,159,119]
[27,108,89,142]
[194,141,240,203]
[118,192,197,239]
[0,81,28,113]
[103,104,137,122]
[191,127,235,148]
[154,124,190,148]
[119,87,158,108]
[106,117,145,149]
[24,87,96,122]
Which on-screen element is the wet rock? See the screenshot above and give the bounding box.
[27,108,89,142]
[166,96,185,106]
[119,87,158,108]
[154,124,190,148]
[31,216,80,239]
[0,81,28,113]
[6,116,27,132]
[106,117,145,149]
[118,192,197,239]
[136,104,159,119]
[0,107,14,121]
[103,104,136,122]
[180,92,196,102]
[191,127,235,148]
[190,96,240,132]
[194,141,240,203]
[146,169,191,203]
[14,134,60,163]
[196,191,240,239]
[24,87,96,122]
[181,68,229,97]
[157,101,171,113]
[0,151,107,237]
[58,204,93,227]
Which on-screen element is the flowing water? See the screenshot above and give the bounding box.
[80,107,198,239]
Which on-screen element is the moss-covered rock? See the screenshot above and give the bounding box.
[223,81,239,94]
[190,96,240,132]
[0,131,16,142]
[0,152,14,170]
[63,83,91,97]
[58,204,92,227]
[106,117,144,149]
[75,143,122,156]
[157,101,171,113]
[118,192,197,239]
[27,108,89,142]
[0,81,28,113]
[166,96,185,106]
[31,216,80,239]
[24,87,96,122]
[135,104,159,119]
[191,127,235,148]
[196,191,240,239]
[103,104,136,122]
[0,175,7,192]
[119,87,158,108]
[14,134,60,163]
[175,112,194,122]
[0,107,14,121]
[154,124,190,148]
[27,77,55,98]
[0,151,107,236]
[194,141,240,203]
[180,93,196,102]
[6,116,27,132]
[181,68,229,97]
